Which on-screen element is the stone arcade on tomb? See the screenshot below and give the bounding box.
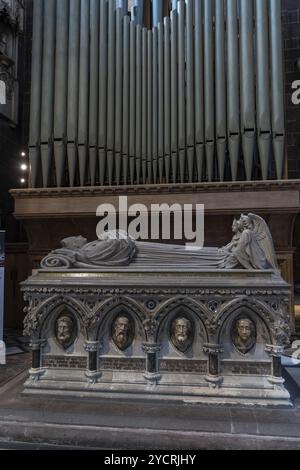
[22,214,292,407]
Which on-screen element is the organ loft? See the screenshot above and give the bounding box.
[10,0,299,332]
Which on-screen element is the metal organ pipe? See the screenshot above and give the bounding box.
[226,0,240,182]
[215,0,226,182]
[98,0,108,185]
[66,0,80,187]
[164,17,171,183]
[204,0,215,182]
[240,0,256,181]
[153,0,164,27]
[170,8,178,183]
[122,15,130,184]
[40,0,56,188]
[89,0,100,185]
[255,0,271,181]
[53,0,69,188]
[29,0,44,188]
[78,0,90,187]
[115,7,124,185]
[194,0,204,182]
[28,0,287,188]
[269,0,285,179]
[186,0,195,183]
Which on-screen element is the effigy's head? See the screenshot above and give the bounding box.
[61,236,87,250]
[98,230,133,242]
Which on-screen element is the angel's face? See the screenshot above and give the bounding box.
[240,216,252,230]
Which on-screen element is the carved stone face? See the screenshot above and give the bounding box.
[112,315,134,351]
[61,236,87,250]
[170,317,194,353]
[55,314,76,350]
[231,316,256,354]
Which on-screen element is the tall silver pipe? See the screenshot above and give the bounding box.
[158,21,164,183]
[142,27,148,184]
[153,0,164,27]
[164,17,171,183]
[115,7,124,185]
[89,0,100,185]
[170,9,178,183]
[194,0,204,182]
[53,0,69,188]
[135,24,143,184]
[122,15,130,184]
[98,0,108,185]
[215,0,226,182]
[152,27,158,184]
[171,0,178,10]
[226,0,240,182]
[186,0,195,183]
[132,0,144,25]
[147,30,153,183]
[40,0,56,188]
[240,0,255,181]
[78,0,90,187]
[269,0,285,179]
[29,0,44,187]
[178,0,186,183]
[204,0,214,182]
[107,0,116,185]
[67,0,80,187]
[256,0,271,180]
[117,0,128,17]
[129,21,137,185]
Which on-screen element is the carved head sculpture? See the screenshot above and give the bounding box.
[61,236,87,250]
[231,316,256,354]
[111,314,134,351]
[170,316,194,353]
[55,314,76,350]
[239,214,253,231]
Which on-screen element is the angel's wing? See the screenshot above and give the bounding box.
[248,214,278,270]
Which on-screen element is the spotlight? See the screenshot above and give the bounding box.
[21,152,26,157]
[20,164,28,171]
[20,178,26,184]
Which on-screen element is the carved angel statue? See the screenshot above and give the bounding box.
[222,214,278,271]
[40,214,278,272]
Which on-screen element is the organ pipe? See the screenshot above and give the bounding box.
[28,0,287,188]
[29,0,43,187]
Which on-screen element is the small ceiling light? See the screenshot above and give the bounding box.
[21,152,26,157]
[20,164,28,171]
[20,178,26,184]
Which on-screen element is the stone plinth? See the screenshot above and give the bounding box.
[22,267,292,407]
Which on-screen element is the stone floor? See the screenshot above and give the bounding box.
[1,330,300,450]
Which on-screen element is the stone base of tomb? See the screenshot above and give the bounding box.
[22,268,292,407]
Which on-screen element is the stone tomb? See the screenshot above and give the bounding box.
[22,267,291,407]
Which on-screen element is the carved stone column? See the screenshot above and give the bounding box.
[29,339,45,381]
[84,341,102,384]
[142,343,161,383]
[265,344,285,385]
[203,343,223,387]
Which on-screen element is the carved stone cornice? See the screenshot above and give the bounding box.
[10,179,300,199]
